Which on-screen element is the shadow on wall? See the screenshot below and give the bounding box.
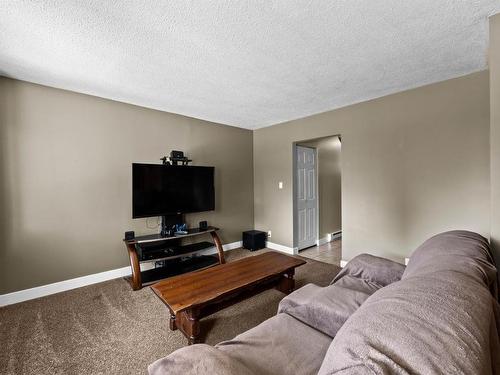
[0,81,127,294]
[0,79,16,288]
[0,79,55,292]
[0,81,5,287]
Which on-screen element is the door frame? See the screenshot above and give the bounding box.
[293,143,319,251]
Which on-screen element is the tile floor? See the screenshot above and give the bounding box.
[299,238,342,266]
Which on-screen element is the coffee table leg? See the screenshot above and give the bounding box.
[186,309,201,345]
[276,269,295,294]
[169,311,177,331]
[177,309,201,345]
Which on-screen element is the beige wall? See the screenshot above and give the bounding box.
[254,71,490,261]
[490,14,500,267]
[298,136,342,239]
[0,77,254,294]
[0,68,492,294]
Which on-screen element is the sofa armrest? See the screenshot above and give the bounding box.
[277,281,374,338]
[332,254,405,287]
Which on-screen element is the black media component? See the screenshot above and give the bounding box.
[160,214,182,237]
[168,150,192,166]
[199,221,208,230]
[170,150,184,159]
[124,231,135,240]
[162,225,176,237]
[242,230,267,251]
[132,164,215,218]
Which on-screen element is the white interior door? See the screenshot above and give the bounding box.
[296,146,318,250]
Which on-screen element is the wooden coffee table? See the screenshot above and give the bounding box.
[151,251,306,345]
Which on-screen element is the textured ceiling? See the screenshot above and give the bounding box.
[1,1,499,129]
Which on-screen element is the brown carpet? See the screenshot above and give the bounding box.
[0,249,341,375]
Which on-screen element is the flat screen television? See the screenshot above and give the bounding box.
[132,163,215,218]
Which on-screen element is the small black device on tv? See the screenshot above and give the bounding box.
[132,163,215,218]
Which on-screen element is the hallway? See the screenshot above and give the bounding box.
[299,238,341,266]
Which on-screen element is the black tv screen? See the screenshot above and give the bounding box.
[132,164,215,218]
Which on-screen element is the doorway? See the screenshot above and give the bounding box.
[293,135,342,265]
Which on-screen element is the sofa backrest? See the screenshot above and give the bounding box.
[403,230,497,296]
[318,230,500,375]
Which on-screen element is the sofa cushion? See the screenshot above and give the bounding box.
[276,255,402,339]
[278,278,380,338]
[216,313,332,375]
[333,274,382,295]
[276,283,323,311]
[332,253,406,287]
[149,313,331,375]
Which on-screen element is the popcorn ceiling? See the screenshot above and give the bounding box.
[1,1,498,129]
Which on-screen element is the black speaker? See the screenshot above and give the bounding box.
[124,231,135,240]
[242,230,266,251]
[199,221,208,230]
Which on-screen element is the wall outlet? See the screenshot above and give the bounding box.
[267,230,272,238]
[278,181,283,189]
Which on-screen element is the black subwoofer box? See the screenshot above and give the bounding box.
[242,230,266,251]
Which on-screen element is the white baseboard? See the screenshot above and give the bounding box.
[330,231,342,241]
[0,241,241,307]
[266,241,298,255]
[0,266,133,307]
[316,236,329,246]
[221,241,242,251]
[197,241,242,256]
[317,231,342,246]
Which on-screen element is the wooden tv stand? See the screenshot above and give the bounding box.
[123,227,225,290]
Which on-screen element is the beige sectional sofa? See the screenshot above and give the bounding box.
[149,231,500,374]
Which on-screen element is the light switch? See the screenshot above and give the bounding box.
[278,181,283,189]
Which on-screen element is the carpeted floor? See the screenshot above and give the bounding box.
[0,248,341,375]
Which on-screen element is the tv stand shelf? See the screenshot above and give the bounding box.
[123,226,225,290]
[138,241,215,263]
[138,255,219,286]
